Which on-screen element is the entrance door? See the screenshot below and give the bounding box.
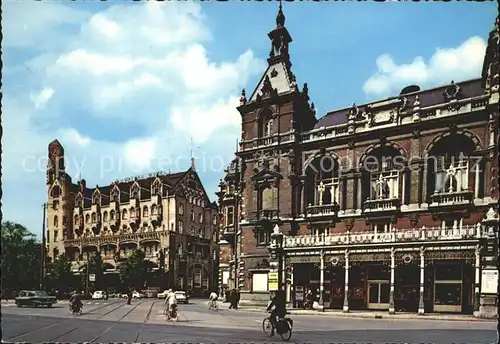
[367,281,390,310]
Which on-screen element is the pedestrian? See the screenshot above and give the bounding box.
[228,289,234,309]
[127,289,132,305]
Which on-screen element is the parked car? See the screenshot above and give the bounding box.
[132,291,145,299]
[175,291,189,304]
[15,290,57,308]
[92,291,106,300]
[157,290,168,299]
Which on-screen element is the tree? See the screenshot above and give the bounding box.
[119,249,154,291]
[80,254,105,291]
[46,254,73,293]
[1,221,42,294]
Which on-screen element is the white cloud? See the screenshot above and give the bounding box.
[1,1,264,234]
[30,87,55,109]
[363,36,487,97]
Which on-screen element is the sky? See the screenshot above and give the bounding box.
[2,0,497,237]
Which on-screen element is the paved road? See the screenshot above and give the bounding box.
[2,299,496,343]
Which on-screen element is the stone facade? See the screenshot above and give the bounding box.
[217,7,499,316]
[46,140,219,295]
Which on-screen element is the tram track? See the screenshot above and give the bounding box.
[6,299,124,341]
[86,300,147,343]
[134,301,159,342]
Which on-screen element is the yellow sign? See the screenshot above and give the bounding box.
[268,272,279,291]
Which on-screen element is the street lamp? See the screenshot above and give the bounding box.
[268,224,284,291]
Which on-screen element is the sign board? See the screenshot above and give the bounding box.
[481,270,498,294]
[268,272,279,291]
[89,274,96,282]
[222,271,229,285]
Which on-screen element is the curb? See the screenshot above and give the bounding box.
[235,307,496,322]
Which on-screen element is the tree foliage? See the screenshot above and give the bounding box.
[46,254,73,293]
[119,249,155,290]
[1,221,42,293]
[79,254,105,291]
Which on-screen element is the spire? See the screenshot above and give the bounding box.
[190,137,196,171]
[267,0,292,65]
[481,5,499,92]
[276,0,285,28]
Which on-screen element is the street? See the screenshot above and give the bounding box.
[1,299,496,343]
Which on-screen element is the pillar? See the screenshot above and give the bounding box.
[473,245,481,313]
[288,264,294,308]
[356,176,362,210]
[389,248,395,314]
[345,177,355,211]
[421,161,428,205]
[474,161,481,199]
[418,246,425,315]
[319,250,325,311]
[343,250,350,313]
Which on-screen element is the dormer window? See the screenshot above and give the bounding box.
[130,183,140,199]
[50,185,61,199]
[74,214,79,225]
[75,194,83,208]
[110,210,115,220]
[92,191,101,205]
[85,214,90,224]
[130,207,136,218]
[152,178,162,196]
[91,212,97,223]
[111,187,120,202]
[143,206,149,217]
[52,200,59,210]
[122,209,128,220]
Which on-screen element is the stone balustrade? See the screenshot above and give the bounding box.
[306,204,339,216]
[284,224,486,248]
[64,231,164,248]
[430,191,473,206]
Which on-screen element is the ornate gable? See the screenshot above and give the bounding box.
[92,188,101,205]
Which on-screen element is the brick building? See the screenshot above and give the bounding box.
[46,140,219,296]
[217,7,499,317]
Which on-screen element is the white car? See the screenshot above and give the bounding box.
[92,291,106,300]
[132,291,145,299]
[174,291,189,304]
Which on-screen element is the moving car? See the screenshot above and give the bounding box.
[133,291,145,299]
[15,290,57,308]
[92,291,106,300]
[175,291,189,304]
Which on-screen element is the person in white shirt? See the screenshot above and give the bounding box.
[209,291,218,308]
[164,289,177,319]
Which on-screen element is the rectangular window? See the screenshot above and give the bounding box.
[202,274,209,290]
[54,230,58,242]
[226,207,234,226]
[252,272,268,292]
[257,231,269,245]
[47,231,50,243]
[194,268,202,288]
[436,159,469,193]
[178,220,183,234]
[434,283,462,306]
[435,264,463,281]
[370,171,399,200]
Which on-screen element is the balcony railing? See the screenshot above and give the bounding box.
[64,231,163,247]
[255,209,280,221]
[256,136,278,147]
[430,190,473,207]
[306,204,339,217]
[363,198,401,213]
[284,224,485,248]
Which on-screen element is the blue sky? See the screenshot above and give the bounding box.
[2,1,497,237]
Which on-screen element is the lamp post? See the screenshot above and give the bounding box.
[268,224,284,291]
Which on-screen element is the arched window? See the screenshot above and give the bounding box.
[152,178,162,196]
[130,183,140,199]
[85,214,90,224]
[427,134,478,197]
[151,204,158,215]
[110,210,115,220]
[91,212,97,223]
[122,209,128,220]
[305,156,340,207]
[50,185,61,198]
[103,211,109,222]
[361,146,404,201]
[130,207,136,218]
[143,206,149,217]
[53,215,59,227]
[199,213,204,223]
[74,214,79,225]
[178,203,184,215]
[92,192,101,205]
[259,109,273,137]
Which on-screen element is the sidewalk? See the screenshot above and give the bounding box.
[231,304,497,322]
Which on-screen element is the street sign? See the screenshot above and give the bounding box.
[268,272,278,291]
[89,274,96,282]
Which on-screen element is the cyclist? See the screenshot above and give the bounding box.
[266,289,286,337]
[209,291,218,308]
[69,290,83,313]
[164,289,177,319]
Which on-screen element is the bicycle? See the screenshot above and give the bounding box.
[208,299,219,310]
[163,305,179,322]
[262,312,293,341]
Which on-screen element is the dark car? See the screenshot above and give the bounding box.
[15,290,57,308]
